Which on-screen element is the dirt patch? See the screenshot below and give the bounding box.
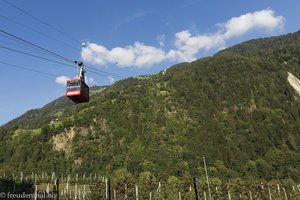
[52,127,75,153]
[287,72,300,95]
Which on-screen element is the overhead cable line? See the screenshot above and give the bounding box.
[0,45,74,69]
[86,64,124,79]
[87,67,122,79]
[0,61,58,77]
[2,0,80,44]
[1,1,125,80]
[0,45,123,79]
[0,29,75,64]
[0,29,123,80]
[0,13,81,52]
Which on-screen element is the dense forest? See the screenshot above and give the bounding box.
[1,30,300,186]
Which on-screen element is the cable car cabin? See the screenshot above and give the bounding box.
[66,78,89,103]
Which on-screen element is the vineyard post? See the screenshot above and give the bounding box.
[51,172,55,182]
[135,185,139,200]
[283,187,288,200]
[46,183,49,194]
[56,178,59,200]
[106,178,108,199]
[34,184,37,200]
[292,186,295,192]
[108,178,111,200]
[66,175,69,194]
[203,156,212,200]
[268,187,272,200]
[125,183,127,199]
[228,189,231,200]
[75,183,78,200]
[83,185,86,200]
[61,173,63,184]
[20,172,23,182]
[193,178,199,200]
[249,190,253,200]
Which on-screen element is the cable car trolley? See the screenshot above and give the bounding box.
[66,61,89,103]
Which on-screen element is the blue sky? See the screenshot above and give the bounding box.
[0,0,299,126]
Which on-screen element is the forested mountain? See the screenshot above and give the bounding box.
[1,30,300,183]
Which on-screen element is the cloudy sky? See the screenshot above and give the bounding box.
[0,0,299,125]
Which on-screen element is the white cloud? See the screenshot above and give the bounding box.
[170,9,284,62]
[82,42,166,68]
[81,9,284,67]
[55,76,70,86]
[222,9,285,39]
[168,31,225,61]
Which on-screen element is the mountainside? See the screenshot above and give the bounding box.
[1,31,300,182]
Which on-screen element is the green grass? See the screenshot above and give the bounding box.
[12,128,41,139]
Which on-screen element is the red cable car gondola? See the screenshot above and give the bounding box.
[66,61,89,103]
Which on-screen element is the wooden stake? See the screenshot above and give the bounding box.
[56,178,59,200]
[125,183,127,199]
[193,178,199,200]
[20,172,23,182]
[204,191,207,200]
[228,189,231,200]
[178,192,181,200]
[66,177,69,194]
[135,185,139,200]
[52,172,55,182]
[203,156,212,200]
[83,185,86,200]
[106,178,108,199]
[249,190,253,200]
[283,187,288,200]
[268,187,272,200]
[75,183,77,200]
[34,185,37,200]
[61,173,63,183]
[108,178,111,200]
[46,183,49,194]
